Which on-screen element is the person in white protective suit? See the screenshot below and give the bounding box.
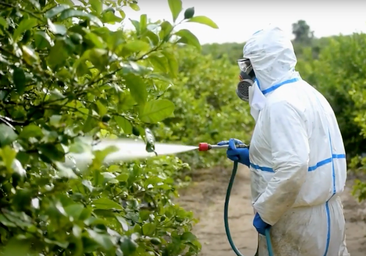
[222,25,350,255]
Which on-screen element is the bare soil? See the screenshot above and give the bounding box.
[175,165,366,256]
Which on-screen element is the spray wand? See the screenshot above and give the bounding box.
[198,141,248,151]
[197,141,273,256]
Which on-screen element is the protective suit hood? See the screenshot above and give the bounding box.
[243,25,301,120]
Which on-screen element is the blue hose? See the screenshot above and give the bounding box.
[224,161,274,256]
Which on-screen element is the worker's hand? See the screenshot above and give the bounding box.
[253,212,271,236]
[220,138,250,167]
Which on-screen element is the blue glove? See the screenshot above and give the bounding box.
[218,138,250,167]
[253,212,271,235]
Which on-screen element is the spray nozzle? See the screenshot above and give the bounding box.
[198,142,248,151]
[198,143,211,151]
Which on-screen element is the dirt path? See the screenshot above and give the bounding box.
[176,165,366,256]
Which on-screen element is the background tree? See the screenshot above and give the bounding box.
[292,19,314,44]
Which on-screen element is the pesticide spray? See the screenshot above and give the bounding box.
[62,130,273,256]
[63,137,198,170]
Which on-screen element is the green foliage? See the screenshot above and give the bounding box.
[349,156,366,202]
[0,0,218,254]
[153,47,255,169]
[296,33,366,158]
[201,42,245,64]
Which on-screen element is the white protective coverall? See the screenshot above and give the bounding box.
[244,25,350,256]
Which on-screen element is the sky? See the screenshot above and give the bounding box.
[121,0,366,44]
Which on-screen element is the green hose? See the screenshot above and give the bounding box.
[224,161,274,256]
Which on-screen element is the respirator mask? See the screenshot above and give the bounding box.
[236,58,256,102]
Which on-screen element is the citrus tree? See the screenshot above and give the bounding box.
[0,0,219,255]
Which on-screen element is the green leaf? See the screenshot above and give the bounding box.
[47,40,68,70]
[21,45,39,65]
[129,3,140,11]
[146,73,172,84]
[0,211,32,229]
[57,0,74,5]
[96,101,107,116]
[45,4,70,18]
[87,229,114,250]
[159,21,173,42]
[64,204,85,219]
[117,91,136,111]
[10,157,25,178]
[148,53,168,73]
[82,110,96,134]
[38,143,65,162]
[124,40,150,52]
[114,116,133,134]
[120,236,138,255]
[168,0,182,22]
[84,31,105,48]
[55,162,77,179]
[34,31,52,49]
[124,73,147,105]
[47,19,67,35]
[119,10,126,20]
[49,89,65,101]
[129,19,140,33]
[175,29,201,50]
[0,124,17,147]
[0,146,16,173]
[0,214,16,227]
[116,216,129,231]
[184,7,195,19]
[13,18,38,41]
[92,198,123,210]
[145,30,159,46]
[140,99,175,123]
[93,146,119,166]
[49,115,62,128]
[116,173,129,182]
[29,0,40,10]
[90,0,103,14]
[142,223,156,236]
[59,9,102,26]
[13,67,26,94]
[181,231,197,242]
[83,48,109,70]
[162,50,178,78]
[19,124,43,139]
[140,14,147,33]
[105,30,125,51]
[101,12,122,24]
[0,17,8,29]
[2,239,30,256]
[188,16,219,29]
[82,180,94,192]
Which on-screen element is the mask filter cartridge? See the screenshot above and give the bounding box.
[236,70,254,102]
